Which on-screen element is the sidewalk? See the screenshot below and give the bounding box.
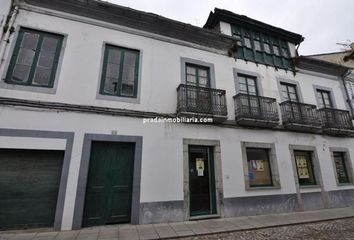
[1,207,354,240]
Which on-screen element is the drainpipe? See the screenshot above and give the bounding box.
[341,69,354,119]
[0,4,18,67]
[0,0,13,40]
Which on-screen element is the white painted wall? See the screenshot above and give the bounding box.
[0,8,348,118]
[0,0,11,33]
[0,137,66,150]
[1,106,354,230]
[0,5,353,231]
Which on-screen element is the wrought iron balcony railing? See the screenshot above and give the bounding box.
[233,93,279,122]
[280,101,320,127]
[317,108,354,130]
[177,84,227,117]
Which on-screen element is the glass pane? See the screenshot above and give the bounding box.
[32,67,51,85]
[273,45,280,56]
[282,47,289,58]
[333,152,349,183]
[33,37,58,85]
[246,148,272,187]
[41,37,58,53]
[36,52,54,68]
[294,151,316,186]
[289,93,298,101]
[317,95,324,108]
[121,51,137,96]
[186,75,197,85]
[198,69,207,78]
[186,66,196,75]
[281,90,289,101]
[22,32,39,50]
[106,63,120,78]
[104,77,118,94]
[108,49,121,64]
[288,86,296,93]
[17,48,36,65]
[199,77,208,87]
[254,40,261,51]
[12,64,31,82]
[263,43,271,54]
[239,75,246,84]
[248,85,256,95]
[239,83,248,93]
[247,78,256,86]
[244,37,251,48]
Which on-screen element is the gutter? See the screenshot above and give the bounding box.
[342,69,354,119]
[0,4,18,67]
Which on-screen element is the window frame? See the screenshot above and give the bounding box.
[5,27,64,88]
[329,147,354,186]
[312,85,337,109]
[99,44,140,98]
[238,74,258,96]
[241,142,281,190]
[293,150,317,186]
[289,145,322,189]
[185,63,211,88]
[231,25,292,70]
[280,82,299,102]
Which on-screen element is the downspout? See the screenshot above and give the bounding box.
[0,4,18,68]
[341,69,354,118]
[0,0,13,40]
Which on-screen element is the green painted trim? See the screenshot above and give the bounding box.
[231,24,293,70]
[99,44,140,98]
[188,145,217,217]
[5,27,63,88]
[209,146,217,215]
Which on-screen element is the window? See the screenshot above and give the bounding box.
[316,89,333,108]
[280,83,299,102]
[231,25,292,70]
[333,152,350,184]
[100,45,140,98]
[294,151,316,186]
[5,28,63,88]
[238,74,257,95]
[246,148,273,187]
[185,64,210,88]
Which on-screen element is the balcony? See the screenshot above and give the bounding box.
[233,93,279,128]
[317,108,354,136]
[177,84,227,122]
[280,101,321,133]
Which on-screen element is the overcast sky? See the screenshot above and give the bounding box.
[107,0,353,55]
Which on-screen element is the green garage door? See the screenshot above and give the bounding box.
[0,149,64,230]
[83,142,135,227]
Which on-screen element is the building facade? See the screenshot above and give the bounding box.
[305,48,354,115]
[0,0,354,231]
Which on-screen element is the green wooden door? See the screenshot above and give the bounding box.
[0,149,64,230]
[83,142,135,227]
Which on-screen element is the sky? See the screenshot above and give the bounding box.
[106,0,354,55]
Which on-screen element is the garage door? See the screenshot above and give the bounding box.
[0,149,64,230]
[83,142,135,227]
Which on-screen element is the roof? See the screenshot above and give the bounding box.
[295,55,350,76]
[203,8,304,45]
[20,0,237,53]
[305,51,354,69]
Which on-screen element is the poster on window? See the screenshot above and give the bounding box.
[196,158,205,176]
[250,160,264,172]
[296,156,310,179]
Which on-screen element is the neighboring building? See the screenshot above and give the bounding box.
[0,0,354,231]
[305,48,354,117]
